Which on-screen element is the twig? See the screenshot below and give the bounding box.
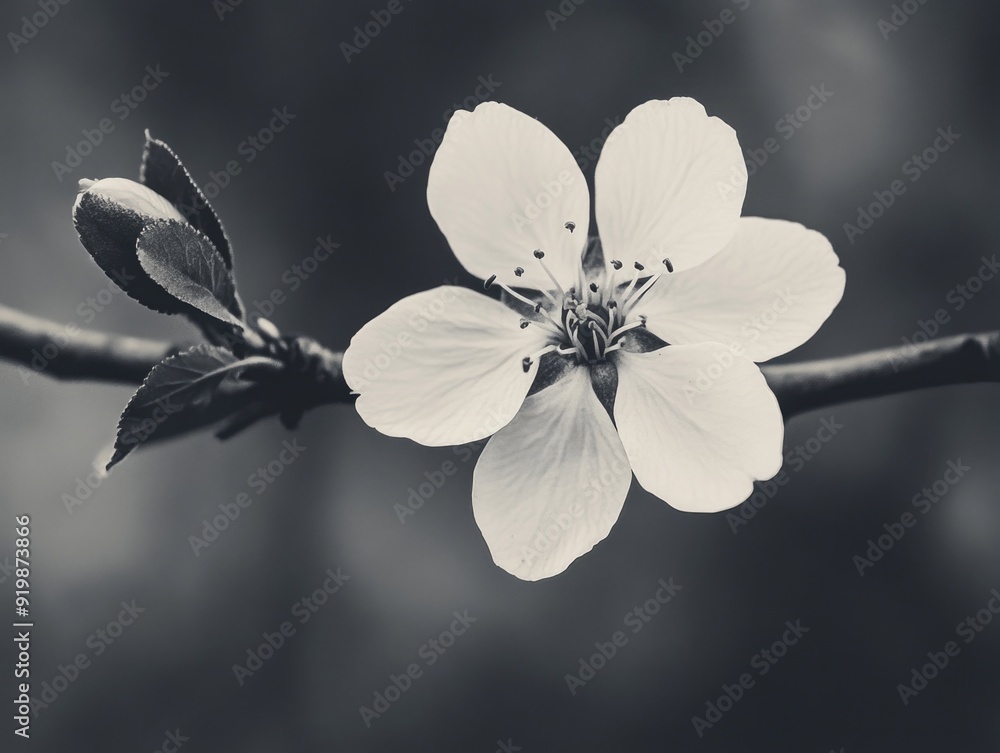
[764,331,1000,418]
[2,304,999,421]
[0,304,171,383]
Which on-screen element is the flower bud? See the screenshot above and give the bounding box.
[73,177,186,225]
[73,177,190,315]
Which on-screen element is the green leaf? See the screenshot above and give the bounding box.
[140,132,234,268]
[137,220,246,329]
[107,345,282,469]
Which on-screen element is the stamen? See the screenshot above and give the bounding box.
[567,320,589,361]
[495,282,536,308]
[591,328,602,360]
[609,317,647,342]
[531,301,564,331]
[523,344,558,372]
[622,258,673,314]
[532,249,566,296]
[619,262,642,304]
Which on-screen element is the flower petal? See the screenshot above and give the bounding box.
[427,102,590,291]
[473,366,632,580]
[613,344,783,512]
[343,286,550,447]
[595,98,746,273]
[632,217,846,362]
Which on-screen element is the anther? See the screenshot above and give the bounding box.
[607,299,618,309]
[533,249,545,259]
[663,258,674,273]
[519,319,530,329]
[522,357,532,372]
[610,260,623,270]
[634,261,645,271]
[589,282,599,293]
[514,267,524,277]
[564,221,576,233]
[484,274,497,290]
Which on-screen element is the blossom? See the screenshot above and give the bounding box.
[343,98,845,580]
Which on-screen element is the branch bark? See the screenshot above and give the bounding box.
[2,303,998,421]
[0,304,172,383]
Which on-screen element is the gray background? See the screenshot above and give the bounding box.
[1,0,999,750]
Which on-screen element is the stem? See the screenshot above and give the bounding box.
[0,304,172,383]
[2,304,999,421]
[764,331,1000,418]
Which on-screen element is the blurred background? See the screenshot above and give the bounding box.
[2,0,1000,750]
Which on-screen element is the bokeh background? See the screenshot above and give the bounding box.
[2,1,1000,750]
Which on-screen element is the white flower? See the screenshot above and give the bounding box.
[344,98,845,581]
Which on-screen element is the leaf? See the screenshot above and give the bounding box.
[137,220,246,328]
[73,192,191,315]
[139,132,233,268]
[107,345,283,469]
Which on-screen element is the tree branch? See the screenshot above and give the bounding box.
[0,304,172,383]
[2,304,999,422]
[764,331,1000,418]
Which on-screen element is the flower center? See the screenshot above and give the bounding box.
[485,225,674,372]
